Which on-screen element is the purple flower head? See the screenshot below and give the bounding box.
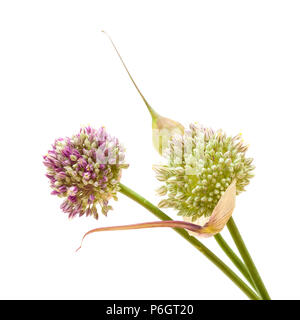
[43,126,129,219]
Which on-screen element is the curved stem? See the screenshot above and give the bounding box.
[227,217,271,300]
[119,183,261,300]
[214,233,258,292]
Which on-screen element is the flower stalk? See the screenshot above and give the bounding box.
[214,233,257,291]
[227,217,271,300]
[118,183,261,300]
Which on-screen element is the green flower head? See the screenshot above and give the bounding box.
[154,123,255,221]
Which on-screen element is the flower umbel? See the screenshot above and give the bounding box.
[154,123,255,221]
[43,126,128,219]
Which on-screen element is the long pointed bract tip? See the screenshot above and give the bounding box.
[75,246,81,253]
[101,30,157,119]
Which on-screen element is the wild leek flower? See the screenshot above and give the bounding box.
[154,123,255,222]
[43,126,128,219]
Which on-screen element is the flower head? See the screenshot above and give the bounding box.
[154,123,255,221]
[43,126,128,219]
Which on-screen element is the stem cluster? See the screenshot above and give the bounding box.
[119,183,270,300]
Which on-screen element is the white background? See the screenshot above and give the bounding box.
[0,0,299,300]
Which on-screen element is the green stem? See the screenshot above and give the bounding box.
[214,234,258,292]
[227,217,271,300]
[119,183,260,300]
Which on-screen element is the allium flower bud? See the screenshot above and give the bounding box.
[43,126,128,219]
[154,123,255,221]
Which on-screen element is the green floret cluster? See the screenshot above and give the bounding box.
[154,123,255,221]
